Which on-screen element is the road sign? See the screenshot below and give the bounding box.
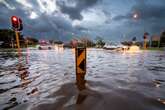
[76,47,86,75]
[75,47,86,90]
[15,31,20,49]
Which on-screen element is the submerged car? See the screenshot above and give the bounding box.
[103,42,129,51]
[37,44,53,50]
[103,44,118,50]
[37,40,53,50]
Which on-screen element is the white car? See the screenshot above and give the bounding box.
[37,44,53,50]
[103,43,128,50]
[103,43,119,50]
[103,44,118,50]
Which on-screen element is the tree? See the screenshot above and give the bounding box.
[132,37,136,41]
[80,37,95,47]
[160,31,165,47]
[0,29,15,48]
[95,36,105,48]
[25,37,38,45]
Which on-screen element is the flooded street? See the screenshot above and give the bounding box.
[0,48,165,110]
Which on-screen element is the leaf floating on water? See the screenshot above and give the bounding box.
[9,97,17,102]
[27,88,38,96]
[155,84,160,88]
[31,88,38,94]
[158,99,165,105]
[153,80,161,84]
[153,79,165,88]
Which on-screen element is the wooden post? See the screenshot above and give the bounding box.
[75,47,86,91]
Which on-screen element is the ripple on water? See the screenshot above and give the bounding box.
[0,49,165,110]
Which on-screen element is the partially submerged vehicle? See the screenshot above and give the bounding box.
[37,40,53,50]
[103,42,128,50]
[103,42,141,52]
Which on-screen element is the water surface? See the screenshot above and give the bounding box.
[0,48,165,110]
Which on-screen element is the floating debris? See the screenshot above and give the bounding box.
[157,99,165,105]
[153,79,165,88]
[9,97,17,102]
[27,88,38,96]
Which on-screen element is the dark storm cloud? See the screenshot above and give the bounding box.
[0,1,29,28]
[0,0,75,40]
[102,9,111,24]
[132,1,165,34]
[74,25,89,31]
[56,0,100,20]
[23,14,75,40]
[113,15,130,21]
[0,0,101,41]
[133,2,165,20]
[1,0,165,41]
[113,0,165,21]
[112,0,165,39]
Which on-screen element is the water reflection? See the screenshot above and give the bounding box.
[76,93,87,105]
[26,48,30,64]
[17,49,39,96]
[54,44,64,54]
[16,48,31,88]
[17,64,31,88]
[4,97,19,110]
[76,74,87,105]
[76,75,86,91]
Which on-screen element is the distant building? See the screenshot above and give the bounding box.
[151,35,160,41]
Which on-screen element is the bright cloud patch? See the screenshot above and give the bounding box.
[30,11,38,19]
[37,0,59,14]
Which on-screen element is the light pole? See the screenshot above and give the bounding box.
[132,12,139,45]
[132,12,148,49]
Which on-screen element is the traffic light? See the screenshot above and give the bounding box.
[11,16,19,30]
[11,16,23,31]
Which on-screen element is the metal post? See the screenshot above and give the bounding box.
[15,31,22,58]
[15,31,20,49]
[143,39,147,49]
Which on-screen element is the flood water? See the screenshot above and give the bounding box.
[0,48,165,110]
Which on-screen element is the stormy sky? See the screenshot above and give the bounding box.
[0,0,165,41]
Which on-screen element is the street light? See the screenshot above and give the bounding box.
[133,13,138,19]
[132,12,139,20]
